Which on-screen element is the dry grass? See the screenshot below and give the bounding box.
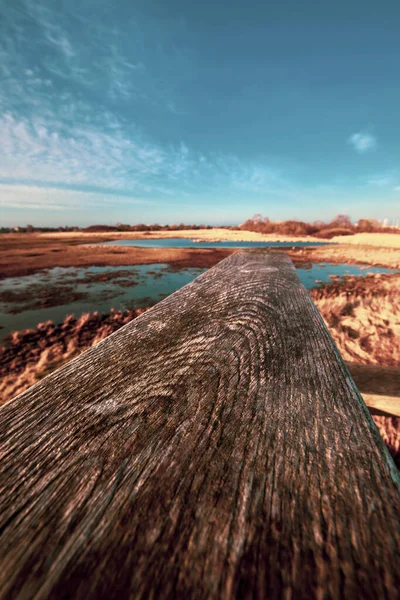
[311,274,400,366]
[8,229,400,246]
[0,309,146,404]
[311,274,400,468]
[306,243,400,269]
[331,232,400,248]
[40,228,322,242]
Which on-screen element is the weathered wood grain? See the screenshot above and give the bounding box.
[0,251,399,599]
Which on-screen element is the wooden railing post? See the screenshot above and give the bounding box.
[0,251,399,599]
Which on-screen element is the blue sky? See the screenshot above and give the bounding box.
[1,0,400,226]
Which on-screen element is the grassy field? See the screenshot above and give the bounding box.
[311,273,400,366]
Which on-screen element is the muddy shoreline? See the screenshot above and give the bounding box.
[0,269,144,314]
[1,232,399,281]
[0,234,234,280]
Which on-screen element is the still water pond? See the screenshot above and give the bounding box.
[0,262,397,343]
[100,238,330,249]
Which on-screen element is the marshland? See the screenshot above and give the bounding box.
[3,2,400,594]
[1,224,399,468]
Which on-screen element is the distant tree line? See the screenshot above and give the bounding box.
[0,225,80,234]
[0,223,214,234]
[83,223,214,232]
[237,215,399,238]
[1,217,398,236]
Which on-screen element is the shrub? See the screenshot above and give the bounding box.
[314,228,355,239]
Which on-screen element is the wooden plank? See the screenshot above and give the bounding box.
[362,394,400,417]
[0,251,399,599]
[346,362,400,398]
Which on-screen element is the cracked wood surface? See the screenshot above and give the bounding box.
[0,251,399,599]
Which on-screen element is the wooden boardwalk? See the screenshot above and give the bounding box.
[0,251,399,599]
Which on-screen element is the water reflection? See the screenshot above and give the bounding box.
[0,262,397,342]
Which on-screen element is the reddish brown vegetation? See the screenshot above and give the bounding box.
[83,225,119,232]
[310,273,400,366]
[298,243,400,269]
[0,309,146,404]
[83,223,214,233]
[0,234,232,280]
[313,227,356,239]
[311,274,400,468]
[240,214,399,238]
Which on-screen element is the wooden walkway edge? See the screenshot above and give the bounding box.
[346,362,400,417]
[362,393,400,417]
[0,251,399,599]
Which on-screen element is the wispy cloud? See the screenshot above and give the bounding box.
[368,176,393,186]
[0,111,168,192]
[0,183,149,211]
[0,0,183,193]
[366,170,400,189]
[0,0,341,221]
[348,132,377,153]
[1,0,149,103]
[214,156,284,193]
[0,105,289,201]
[46,33,76,59]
